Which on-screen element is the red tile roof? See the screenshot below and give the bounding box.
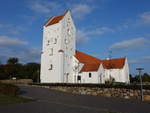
[45,11,68,27]
[75,50,101,64]
[75,50,125,72]
[75,50,101,72]
[80,63,101,72]
[102,58,125,69]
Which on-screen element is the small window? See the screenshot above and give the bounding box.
[65,39,69,44]
[67,29,71,35]
[47,40,50,46]
[67,18,71,24]
[89,73,92,78]
[49,64,53,70]
[49,48,53,56]
[77,76,81,80]
[54,38,57,44]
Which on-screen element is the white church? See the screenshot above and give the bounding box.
[40,10,130,84]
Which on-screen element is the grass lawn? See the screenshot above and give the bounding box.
[0,94,32,105]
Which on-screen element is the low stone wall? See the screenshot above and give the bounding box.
[33,85,150,101]
[0,79,33,84]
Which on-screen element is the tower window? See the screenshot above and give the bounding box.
[77,76,81,80]
[49,64,53,70]
[49,48,53,56]
[67,29,71,35]
[89,73,92,78]
[54,38,57,44]
[47,40,50,46]
[65,39,69,44]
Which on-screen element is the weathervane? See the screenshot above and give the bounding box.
[108,49,112,60]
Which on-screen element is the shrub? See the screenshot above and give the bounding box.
[0,83,20,96]
[105,77,115,85]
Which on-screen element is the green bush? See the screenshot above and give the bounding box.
[0,83,20,96]
[105,77,115,85]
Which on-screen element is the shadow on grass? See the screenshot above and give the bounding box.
[0,94,33,105]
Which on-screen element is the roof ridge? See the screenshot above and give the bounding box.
[45,10,69,27]
[75,50,126,71]
[76,50,101,61]
[102,57,125,61]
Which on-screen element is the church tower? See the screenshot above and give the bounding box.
[40,11,76,83]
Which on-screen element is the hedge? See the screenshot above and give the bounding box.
[0,83,20,96]
[30,83,150,90]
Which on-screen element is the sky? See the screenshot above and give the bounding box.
[0,0,150,75]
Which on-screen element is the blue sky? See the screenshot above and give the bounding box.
[0,0,150,75]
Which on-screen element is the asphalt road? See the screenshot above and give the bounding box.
[0,85,150,113]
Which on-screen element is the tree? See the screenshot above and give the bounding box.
[7,58,18,65]
[142,73,150,82]
[129,74,133,83]
[0,57,41,81]
[0,64,8,79]
[5,57,19,79]
[24,62,40,82]
[129,73,150,83]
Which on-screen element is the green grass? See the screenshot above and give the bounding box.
[0,94,32,105]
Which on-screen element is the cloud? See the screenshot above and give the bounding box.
[21,15,38,25]
[28,0,62,14]
[139,11,150,25]
[71,4,93,19]
[110,37,150,51]
[116,11,150,31]
[129,56,150,64]
[0,36,28,47]
[28,0,94,20]
[25,0,98,26]
[18,48,41,63]
[76,27,114,44]
[0,48,40,63]
[0,24,3,28]
[30,2,51,13]
[87,27,114,35]
[76,30,89,44]
[0,36,40,63]
[0,24,25,35]
[141,56,150,63]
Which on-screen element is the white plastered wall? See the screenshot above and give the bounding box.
[77,64,105,84]
[40,11,76,83]
[103,58,130,83]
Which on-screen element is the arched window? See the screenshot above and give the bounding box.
[49,48,53,56]
[89,73,92,78]
[49,64,53,70]
[54,38,57,44]
[47,40,50,46]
